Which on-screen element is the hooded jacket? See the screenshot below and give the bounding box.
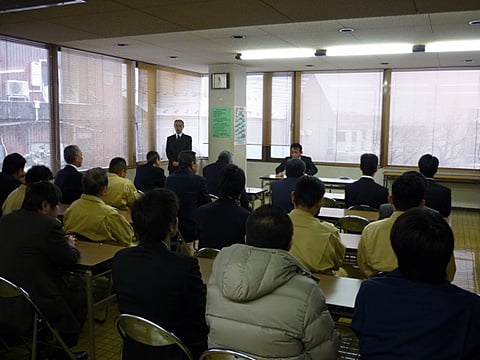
[206,244,339,360]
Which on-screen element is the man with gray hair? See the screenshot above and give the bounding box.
[54,145,83,204]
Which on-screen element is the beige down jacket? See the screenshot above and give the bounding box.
[206,244,339,360]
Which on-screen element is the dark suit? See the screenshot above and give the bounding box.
[345,176,389,210]
[196,198,250,250]
[271,177,299,213]
[134,163,166,192]
[112,241,208,359]
[165,169,210,243]
[275,155,317,175]
[203,160,250,210]
[0,173,21,215]
[424,178,452,217]
[0,209,85,345]
[54,165,83,204]
[166,133,192,173]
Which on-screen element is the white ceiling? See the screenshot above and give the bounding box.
[1,0,480,73]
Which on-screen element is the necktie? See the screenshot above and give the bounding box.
[177,134,180,141]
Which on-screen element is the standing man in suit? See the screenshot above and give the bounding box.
[418,154,451,218]
[54,145,83,204]
[113,189,208,359]
[134,150,166,192]
[0,153,26,214]
[271,158,305,213]
[275,142,317,176]
[166,119,192,174]
[345,153,388,210]
[165,150,210,244]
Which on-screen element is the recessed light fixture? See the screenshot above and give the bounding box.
[169,56,178,59]
[305,64,314,67]
[232,35,246,39]
[464,59,473,63]
[380,62,390,65]
[116,43,128,47]
[468,20,480,25]
[338,27,355,33]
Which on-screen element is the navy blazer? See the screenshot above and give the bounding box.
[134,163,166,192]
[166,133,192,173]
[345,177,389,210]
[54,165,83,204]
[275,155,318,175]
[271,177,299,213]
[424,178,451,217]
[165,168,210,243]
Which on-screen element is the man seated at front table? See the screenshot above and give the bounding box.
[206,205,339,359]
[345,153,388,210]
[134,150,166,192]
[275,142,318,176]
[358,171,456,280]
[63,167,135,246]
[0,181,87,360]
[105,157,140,222]
[271,158,305,213]
[353,208,480,359]
[113,189,208,359]
[289,176,347,276]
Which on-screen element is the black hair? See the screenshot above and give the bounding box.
[218,164,245,199]
[418,154,439,178]
[82,167,108,196]
[391,171,425,211]
[391,208,453,283]
[360,153,378,176]
[63,145,81,164]
[290,142,303,152]
[178,150,196,169]
[293,175,325,208]
[146,151,160,164]
[285,158,306,177]
[109,157,127,174]
[22,181,62,211]
[246,205,292,250]
[25,165,53,184]
[131,189,179,243]
[2,153,26,174]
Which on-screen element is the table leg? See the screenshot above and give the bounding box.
[85,269,96,360]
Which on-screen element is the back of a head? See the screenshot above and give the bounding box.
[82,167,108,196]
[2,153,26,174]
[146,151,160,164]
[360,153,378,176]
[391,208,453,283]
[64,145,81,164]
[22,181,62,211]
[109,157,127,174]
[391,171,425,211]
[290,142,302,152]
[285,158,306,178]
[246,205,292,250]
[217,150,232,164]
[418,154,439,178]
[178,150,196,168]
[25,165,53,184]
[293,175,325,208]
[219,164,245,199]
[131,189,179,243]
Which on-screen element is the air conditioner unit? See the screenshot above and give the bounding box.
[6,80,29,98]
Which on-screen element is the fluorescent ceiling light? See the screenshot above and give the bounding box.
[426,40,480,53]
[327,43,412,56]
[0,1,85,14]
[240,48,315,60]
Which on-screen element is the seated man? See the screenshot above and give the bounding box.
[345,153,388,210]
[207,205,339,359]
[165,150,210,244]
[134,150,166,192]
[54,145,83,204]
[0,153,26,214]
[275,142,318,176]
[105,157,140,222]
[0,181,87,359]
[353,208,480,359]
[289,176,346,276]
[2,165,53,215]
[64,167,135,246]
[358,171,456,280]
[113,189,208,359]
[196,164,250,249]
[418,153,451,217]
[271,158,305,213]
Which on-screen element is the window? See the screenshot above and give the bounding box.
[300,72,383,163]
[389,69,480,169]
[270,73,293,158]
[58,48,129,169]
[246,74,263,159]
[0,38,51,169]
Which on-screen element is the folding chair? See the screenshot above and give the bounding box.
[347,204,378,212]
[335,215,370,234]
[0,276,75,360]
[195,248,221,259]
[321,197,340,208]
[200,348,257,360]
[115,313,193,360]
